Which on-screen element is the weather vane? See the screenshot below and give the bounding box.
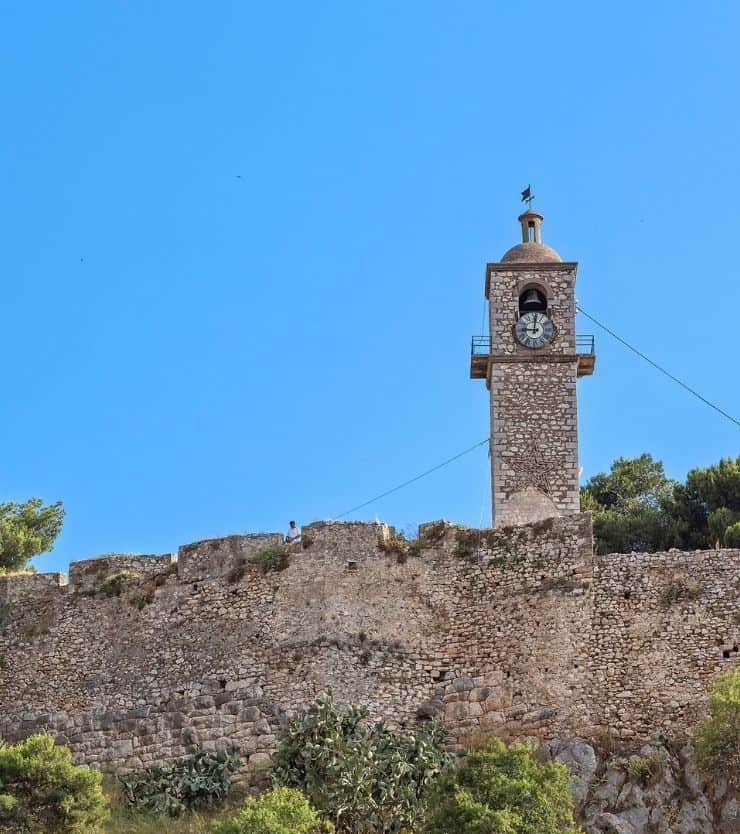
[520,184,534,209]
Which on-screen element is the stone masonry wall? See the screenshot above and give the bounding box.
[490,360,580,524]
[588,548,740,741]
[0,515,738,777]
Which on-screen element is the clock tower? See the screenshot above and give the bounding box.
[470,208,595,527]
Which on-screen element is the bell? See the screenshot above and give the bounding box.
[519,289,546,310]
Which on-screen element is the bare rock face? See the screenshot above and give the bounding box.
[720,799,739,834]
[548,738,598,806]
[543,738,736,834]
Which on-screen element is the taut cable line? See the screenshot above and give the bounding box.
[332,438,490,521]
[577,304,740,430]
[333,303,738,523]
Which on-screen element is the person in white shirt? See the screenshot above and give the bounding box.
[285,520,301,544]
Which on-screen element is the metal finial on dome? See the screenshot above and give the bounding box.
[520,184,534,209]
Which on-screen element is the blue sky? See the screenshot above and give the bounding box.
[2,2,739,573]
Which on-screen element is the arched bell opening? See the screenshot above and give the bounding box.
[518,287,547,315]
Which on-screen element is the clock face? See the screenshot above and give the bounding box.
[514,312,555,349]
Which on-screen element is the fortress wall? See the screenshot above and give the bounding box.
[418,513,596,744]
[177,534,284,582]
[0,515,738,776]
[68,554,177,595]
[0,571,66,604]
[589,547,740,742]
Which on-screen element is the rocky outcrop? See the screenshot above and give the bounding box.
[543,738,738,834]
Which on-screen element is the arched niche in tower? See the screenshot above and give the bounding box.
[517,286,548,315]
[518,288,546,313]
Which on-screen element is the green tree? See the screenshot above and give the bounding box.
[0,733,109,833]
[0,498,65,573]
[422,740,581,834]
[272,690,450,834]
[580,454,680,554]
[724,520,740,548]
[676,456,740,548]
[582,453,671,510]
[707,507,740,546]
[581,453,740,553]
[694,669,740,787]
[213,787,333,834]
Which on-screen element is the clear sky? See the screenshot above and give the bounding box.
[2,2,739,573]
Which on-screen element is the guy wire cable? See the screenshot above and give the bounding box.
[577,304,740,430]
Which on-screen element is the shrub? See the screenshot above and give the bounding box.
[658,582,701,606]
[250,547,290,574]
[419,521,449,545]
[615,748,665,786]
[694,668,740,786]
[422,739,581,834]
[118,746,241,816]
[452,528,489,560]
[129,579,157,609]
[212,787,332,834]
[101,569,140,597]
[725,520,740,548]
[226,559,248,583]
[626,754,660,786]
[380,522,458,562]
[377,530,409,561]
[272,690,450,833]
[102,776,220,834]
[0,733,109,833]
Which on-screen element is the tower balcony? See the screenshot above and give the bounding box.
[469,334,596,378]
[470,336,491,379]
[575,335,596,376]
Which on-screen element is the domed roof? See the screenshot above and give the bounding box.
[501,241,562,263]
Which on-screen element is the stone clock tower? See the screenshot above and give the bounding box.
[470,209,595,527]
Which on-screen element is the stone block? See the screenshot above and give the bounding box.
[452,676,475,692]
[249,752,272,770]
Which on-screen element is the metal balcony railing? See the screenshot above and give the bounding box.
[471,335,491,355]
[469,331,596,378]
[470,334,595,357]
